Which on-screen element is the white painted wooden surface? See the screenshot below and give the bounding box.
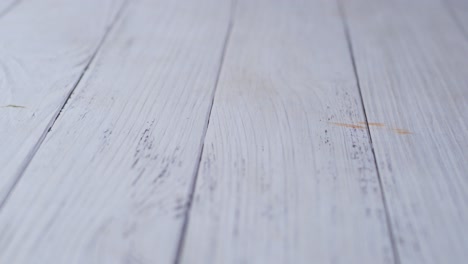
[0,0,467,263]
[180,0,394,263]
[0,0,231,263]
[446,0,468,37]
[0,0,20,18]
[343,0,468,263]
[0,0,125,199]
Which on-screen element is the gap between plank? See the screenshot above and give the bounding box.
[336,0,401,263]
[0,0,131,211]
[173,1,237,263]
[0,0,23,19]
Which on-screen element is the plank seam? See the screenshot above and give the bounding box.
[337,0,401,263]
[0,0,22,20]
[0,0,131,211]
[173,1,237,263]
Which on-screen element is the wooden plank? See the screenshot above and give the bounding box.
[342,0,468,263]
[0,0,231,263]
[180,0,395,263]
[446,0,468,37]
[0,0,20,18]
[0,0,125,199]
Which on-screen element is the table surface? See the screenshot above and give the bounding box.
[0,0,467,263]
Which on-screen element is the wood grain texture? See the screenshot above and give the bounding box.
[180,0,394,263]
[0,0,231,263]
[445,0,468,38]
[343,0,468,263]
[0,0,20,18]
[0,0,125,199]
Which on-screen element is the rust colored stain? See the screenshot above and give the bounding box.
[358,122,385,127]
[329,122,366,129]
[329,121,412,135]
[393,128,412,135]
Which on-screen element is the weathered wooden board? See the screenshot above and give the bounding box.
[342,0,468,263]
[446,0,468,37]
[0,0,125,199]
[180,0,395,263]
[0,0,20,18]
[0,0,231,263]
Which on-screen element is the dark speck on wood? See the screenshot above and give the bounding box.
[1,104,26,108]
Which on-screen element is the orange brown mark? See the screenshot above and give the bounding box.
[358,122,385,127]
[393,128,412,135]
[329,122,366,129]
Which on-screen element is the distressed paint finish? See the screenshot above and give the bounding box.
[343,0,468,263]
[0,0,466,263]
[0,0,125,199]
[0,0,231,263]
[180,0,394,263]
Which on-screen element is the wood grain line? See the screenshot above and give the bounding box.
[0,0,128,201]
[0,1,233,262]
[0,0,130,210]
[343,0,468,262]
[181,0,394,262]
[337,0,400,263]
[174,2,237,263]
